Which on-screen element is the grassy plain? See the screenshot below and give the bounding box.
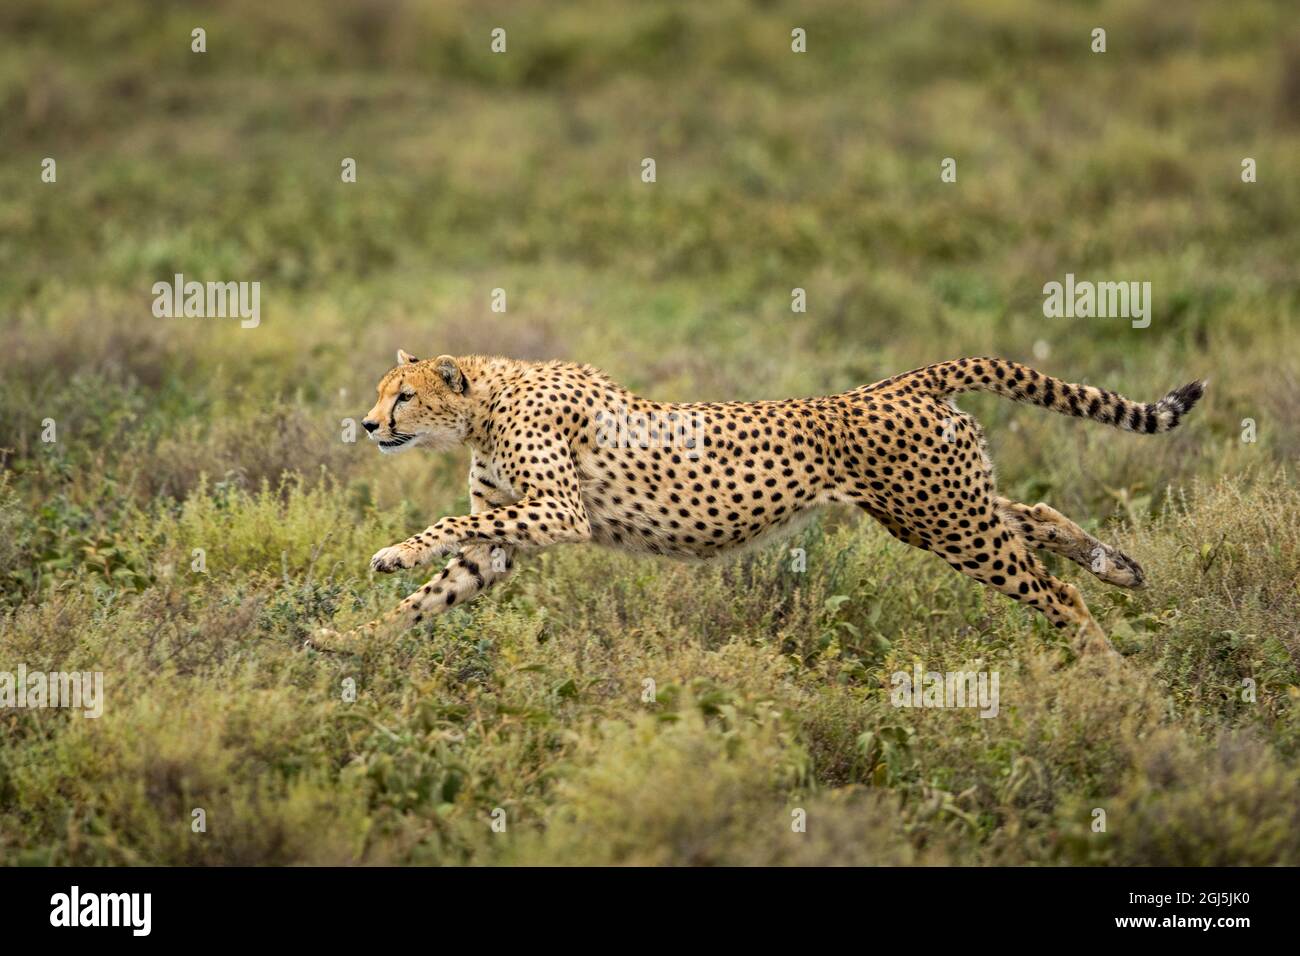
[1,0,1298,864]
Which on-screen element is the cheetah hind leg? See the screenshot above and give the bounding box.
[945,528,1118,658]
[995,498,1145,590]
[855,498,1116,658]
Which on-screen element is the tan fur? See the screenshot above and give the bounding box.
[310,353,1204,656]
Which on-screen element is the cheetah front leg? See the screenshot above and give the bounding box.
[309,455,520,653]
[311,449,589,652]
[368,442,591,572]
[308,545,515,653]
[367,494,591,572]
[374,453,523,631]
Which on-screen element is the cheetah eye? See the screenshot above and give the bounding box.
[395,390,415,405]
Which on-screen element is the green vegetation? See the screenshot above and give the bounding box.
[1,0,1298,865]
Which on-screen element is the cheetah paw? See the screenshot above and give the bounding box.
[304,627,343,653]
[1088,544,1146,589]
[370,545,417,573]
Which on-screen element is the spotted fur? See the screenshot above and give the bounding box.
[310,352,1205,656]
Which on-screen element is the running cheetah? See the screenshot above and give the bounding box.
[311,350,1203,655]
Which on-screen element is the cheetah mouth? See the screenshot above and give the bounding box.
[376,434,415,453]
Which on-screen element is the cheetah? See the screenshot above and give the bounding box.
[310,350,1204,656]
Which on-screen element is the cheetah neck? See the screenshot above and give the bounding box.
[459,355,528,453]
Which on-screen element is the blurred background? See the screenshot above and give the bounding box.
[1,1,1298,865]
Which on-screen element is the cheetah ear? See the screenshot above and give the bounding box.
[396,348,419,365]
[434,354,465,393]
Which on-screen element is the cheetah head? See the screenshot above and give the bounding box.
[362,349,470,454]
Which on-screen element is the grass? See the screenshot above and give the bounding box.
[1,0,1298,865]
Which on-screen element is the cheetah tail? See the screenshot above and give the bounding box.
[917,357,1206,434]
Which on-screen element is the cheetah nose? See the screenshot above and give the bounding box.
[362,419,380,434]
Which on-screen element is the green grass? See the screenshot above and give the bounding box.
[1,0,1299,865]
